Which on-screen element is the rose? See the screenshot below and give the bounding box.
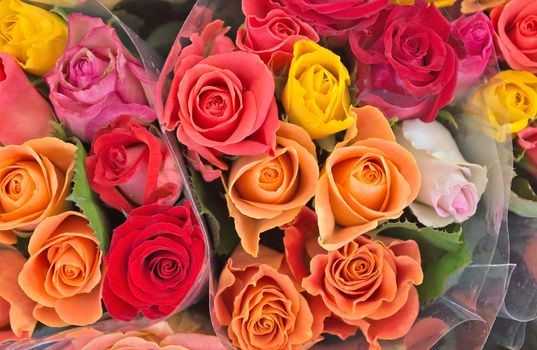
[451,12,495,95]
[48,321,225,350]
[302,235,423,350]
[391,0,455,6]
[162,20,279,182]
[86,117,182,214]
[282,40,355,139]
[517,126,537,178]
[18,211,104,327]
[315,106,421,250]
[0,0,67,76]
[397,120,487,227]
[45,14,156,142]
[225,121,319,257]
[0,52,53,145]
[103,202,206,321]
[0,137,76,245]
[350,1,458,122]
[491,0,537,72]
[236,1,319,74]
[29,0,121,8]
[461,0,507,14]
[0,247,36,342]
[214,245,315,350]
[268,0,389,40]
[466,70,537,142]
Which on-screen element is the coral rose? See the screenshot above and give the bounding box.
[18,211,104,327]
[315,106,421,250]
[491,0,537,72]
[0,247,36,342]
[47,321,225,350]
[163,20,279,182]
[86,117,182,214]
[302,235,423,350]
[0,52,54,145]
[225,121,319,257]
[0,137,76,244]
[214,245,315,350]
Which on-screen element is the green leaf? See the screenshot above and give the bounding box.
[510,176,537,217]
[373,220,470,302]
[68,138,110,252]
[317,134,336,153]
[50,6,68,22]
[388,116,398,132]
[50,121,68,141]
[190,170,239,255]
[437,110,459,130]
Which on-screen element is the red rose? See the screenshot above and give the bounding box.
[162,20,279,182]
[517,126,537,178]
[491,0,537,72]
[350,1,457,122]
[86,117,182,213]
[236,1,319,74]
[267,0,389,41]
[102,201,206,321]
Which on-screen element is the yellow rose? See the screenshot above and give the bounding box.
[282,39,354,140]
[466,70,537,142]
[0,0,67,76]
[391,0,456,6]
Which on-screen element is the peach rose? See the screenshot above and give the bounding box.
[460,0,507,14]
[18,211,104,327]
[0,137,76,244]
[302,235,423,350]
[214,245,315,350]
[0,247,36,342]
[226,121,319,256]
[315,106,421,250]
[47,321,225,350]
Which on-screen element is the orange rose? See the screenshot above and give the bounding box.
[0,137,76,244]
[214,245,315,350]
[0,247,36,342]
[18,211,103,327]
[315,106,420,250]
[47,321,225,350]
[226,121,319,256]
[302,235,423,350]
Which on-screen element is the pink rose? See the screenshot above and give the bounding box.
[350,1,458,122]
[451,12,495,95]
[263,0,389,41]
[162,20,279,182]
[517,126,537,178]
[0,53,53,145]
[236,1,319,74]
[491,0,537,72]
[86,117,182,214]
[45,14,156,142]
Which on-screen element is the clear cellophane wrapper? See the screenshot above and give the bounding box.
[154,0,521,349]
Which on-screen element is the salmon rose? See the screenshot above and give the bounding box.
[302,235,423,350]
[226,121,319,257]
[0,137,76,244]
[315,106,421,250]
[214,246,315,350]
[18,211,104,327]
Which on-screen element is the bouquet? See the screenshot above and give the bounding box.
[157,0,516,349]
[0,0,214,346]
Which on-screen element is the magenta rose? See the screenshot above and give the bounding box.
[236,1,319,74]
[46,14,155,142]
[264,0,389,41]
[451,12,495,95]
[350,1,458,122]
[86,117,182,214]
[491,0,537,72]
[103,202,206,321]
[162,20,279,182]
